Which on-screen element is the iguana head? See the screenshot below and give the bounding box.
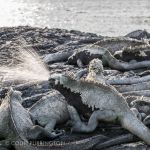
[49,73,71,87]
[7,87,23,103]
[88,58,103,74]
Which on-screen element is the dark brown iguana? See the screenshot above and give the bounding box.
[49,72,150,145]
[67,44,107,67]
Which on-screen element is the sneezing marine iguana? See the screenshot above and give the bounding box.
[49,72,150,146]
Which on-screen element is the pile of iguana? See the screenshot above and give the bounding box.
[42,36,148,67]
[49,71,150,146]
[0,87,63,149]
[0,88,110,150]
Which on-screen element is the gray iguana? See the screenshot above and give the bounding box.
[94,37,148,54]
[0,88,64,148]
[114,45,150,62]
[0,88,109,150]
[29,90,70,133]
[49,72,150,145]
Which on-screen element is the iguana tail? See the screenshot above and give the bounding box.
[120,111,150,145]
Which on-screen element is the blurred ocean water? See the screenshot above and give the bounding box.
[0,0,150,36]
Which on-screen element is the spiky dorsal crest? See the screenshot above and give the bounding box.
[62,71,128,111]
[63,71,118,92]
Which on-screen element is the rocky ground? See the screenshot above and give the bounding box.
[0,26,150,150]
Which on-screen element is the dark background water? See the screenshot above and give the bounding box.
[0,0,150,36]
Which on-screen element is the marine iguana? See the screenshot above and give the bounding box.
[0,88,63,149]
[103,50,150,71]
[94,37,147,54]
[114,45,150,62]
[49,73,150,145]
[43,49,74,64]
[67,44,107,67]
[29,90,70,133]
[0,88,109,150]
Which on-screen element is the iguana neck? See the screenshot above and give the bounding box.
[86,71,105,84]
[60,77,82,94]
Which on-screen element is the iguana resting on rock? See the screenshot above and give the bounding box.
[49,72,150,145]
[94,37,147,54]
[0,88,64,149]
[0,88,108,150]
[123,90,150,97]
[114,45,150,62]
[116,81,150,93]
[43,49,74,64]
[103,50,150,71]
[67,44,107,67]
[67,37,148,68]
[72,58,120,82]
[29,90,69,133]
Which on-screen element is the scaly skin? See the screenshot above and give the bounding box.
[0,88,109,150]
[0,88,64,148]
[49,72,150,145]
[67,44,107,67]
[29,90,70,133]
[121,45,150,62]
[43,50,74,64]
[94,37,147,54]
[103,51,150,71]
[67,37,148,67]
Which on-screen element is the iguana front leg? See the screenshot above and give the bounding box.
[44,120,56,133]
[26,125,63,141]
[68,106,117,133]
[30,112,64,140]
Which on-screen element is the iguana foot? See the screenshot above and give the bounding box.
[51,130,65,138]
[68,105,117,133]
[27,125,62,141]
